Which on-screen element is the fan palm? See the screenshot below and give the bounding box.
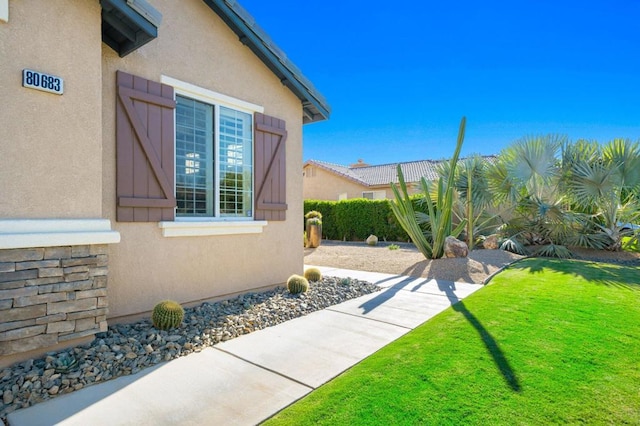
[566,139,640,250]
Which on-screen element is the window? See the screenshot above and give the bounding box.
[362,190,386,200]
[116,72,285,232]
[175,96,253,219]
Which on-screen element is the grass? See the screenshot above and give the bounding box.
[264,258,640,425]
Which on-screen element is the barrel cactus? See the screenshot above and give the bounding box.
[287,275,309,294]
[152,300,185,330]
[304,267,322,282]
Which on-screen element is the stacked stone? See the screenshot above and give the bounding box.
[0,245,109,357]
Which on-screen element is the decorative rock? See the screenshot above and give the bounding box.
[366,235,378,246]
[444,236,469,258]
[483,234,499,250]
[0,276,381,424]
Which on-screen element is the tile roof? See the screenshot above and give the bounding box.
[305,156,497,187]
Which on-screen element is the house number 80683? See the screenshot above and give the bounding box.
[22,69,64,95]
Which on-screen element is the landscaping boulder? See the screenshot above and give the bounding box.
[366,235,378,246]
[444,236,469,258]
[483,234,499,250]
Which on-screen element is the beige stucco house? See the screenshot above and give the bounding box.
[303,157,497,201]
[0,0,329,365]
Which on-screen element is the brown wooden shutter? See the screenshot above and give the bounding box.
[254,113,288,221]
[116,71,176,222]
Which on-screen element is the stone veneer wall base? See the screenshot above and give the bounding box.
[0,245,109,361]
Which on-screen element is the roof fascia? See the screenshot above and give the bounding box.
[203,0,330,123]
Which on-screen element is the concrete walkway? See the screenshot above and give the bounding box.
[7,267,483,426]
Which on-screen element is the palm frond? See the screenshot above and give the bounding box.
[535,244,572,259]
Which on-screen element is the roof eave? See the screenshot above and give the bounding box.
[203,0,330,123]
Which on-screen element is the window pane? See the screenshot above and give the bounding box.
[219,106,252,217]
[175,96,214,217]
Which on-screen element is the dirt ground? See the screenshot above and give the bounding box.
[304,241,640,284]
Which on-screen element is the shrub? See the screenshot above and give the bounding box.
[152,300,185,330]
[304,267,322,282]
[388,244,400,250]
[287,275,309,294]
[304,199,420,242]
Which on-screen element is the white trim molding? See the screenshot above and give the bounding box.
[0,0,7,23]
[0,219,121,249]
[161,75,264,114]
[158,220,267,237]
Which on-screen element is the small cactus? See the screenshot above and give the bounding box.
[340,277,351,286]
[304,267,322,282]
[287,275,309,294]
[152,300,185,330]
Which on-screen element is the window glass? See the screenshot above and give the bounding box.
[175,96,252,218]
[219,107,252,217]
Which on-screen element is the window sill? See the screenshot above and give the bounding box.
[158,221,268,237]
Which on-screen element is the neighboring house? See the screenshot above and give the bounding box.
[0,0,329,365]
[303,156,497,201]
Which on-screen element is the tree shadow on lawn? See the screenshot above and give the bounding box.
[510,258,640,291]
[358,276,522,392]
[438,282,522,392]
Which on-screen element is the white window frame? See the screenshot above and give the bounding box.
[362,190,386,200]
[0,0,7,23]
[159,75,267,237]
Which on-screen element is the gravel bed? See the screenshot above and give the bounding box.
[1,276,379,422]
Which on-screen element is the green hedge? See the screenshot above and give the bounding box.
[304,198,424,242]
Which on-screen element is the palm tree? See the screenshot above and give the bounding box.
[565,139,640,251]
[486,135,574,257]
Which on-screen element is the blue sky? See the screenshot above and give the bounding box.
[239,1,640,165]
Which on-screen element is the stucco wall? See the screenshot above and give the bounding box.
[303,166,371,200]
[102,0,304,317]
[0,1,103,218]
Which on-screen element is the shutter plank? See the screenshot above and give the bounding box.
[161,83,175,221]
[132,75,150,222]
[147,79,163,222]
[116,72,135,222]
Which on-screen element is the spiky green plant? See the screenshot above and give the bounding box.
[535,244,572,259]
[152,300,184,330]
[390,117,467,259]
[287,275,309,294]
[439,155,500,250]
[304,267,322,282]
[564,139,640,250]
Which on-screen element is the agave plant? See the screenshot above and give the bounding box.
[390,117,467,259]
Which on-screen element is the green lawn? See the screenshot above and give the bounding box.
[264,258,640,425]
